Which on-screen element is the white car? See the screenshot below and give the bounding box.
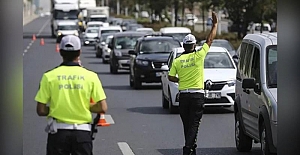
[161,46,237,113]
[136,28,154,33]
[101,35,114,63]
[83,27,99,46]
[56,20,79,37]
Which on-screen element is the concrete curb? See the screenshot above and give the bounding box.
[23,15,39,26]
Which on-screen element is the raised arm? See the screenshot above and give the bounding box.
[205,12,218,47]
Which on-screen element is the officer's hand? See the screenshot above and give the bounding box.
[212,12,218,25]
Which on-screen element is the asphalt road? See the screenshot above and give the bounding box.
[23,17,260,155]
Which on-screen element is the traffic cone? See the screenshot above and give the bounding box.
[56,44,59,52]
[97,113,110,127]
[32,34,36,41]
[40,38,44,46]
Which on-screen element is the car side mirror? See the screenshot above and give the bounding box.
[242,78,256,89]
[128,50,136,55]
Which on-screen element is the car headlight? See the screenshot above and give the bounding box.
[58,32,62,36]
[227,80,236,87]
[136,59,148,66]
[115,51,122,56]
[106,48,111,53]
[74,31,79,36]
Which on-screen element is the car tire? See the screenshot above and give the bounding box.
[261,121,276,155]
[162,89,169,109]
[168,87,178,114]
[133,75,142,89]
[235,111,253,152]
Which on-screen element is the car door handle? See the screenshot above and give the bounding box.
[243,89,250,94]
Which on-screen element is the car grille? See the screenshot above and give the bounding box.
[152,62,166,68]
[210,81,227,90]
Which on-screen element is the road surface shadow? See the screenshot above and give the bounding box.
[23,33,53,39]
[203,107,234,114]
[133,84,162,90]
[88,61,102,65]
[157,147,261,155]
[81,51,96,55]
[102,85,131,90]
[84,56,97,58]
[127,106,171,115]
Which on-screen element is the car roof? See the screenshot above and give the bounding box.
[99,26,122,30]
[243,32,277,45]
[113,31,148,37]
[136,28,154,31]
[160,27,191,33]
[137,35,179,41]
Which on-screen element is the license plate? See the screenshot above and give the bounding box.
[156,72,162,77]
[206,92,221,99]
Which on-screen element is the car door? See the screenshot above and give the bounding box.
[246,44,261,138]
[239,42,255,133]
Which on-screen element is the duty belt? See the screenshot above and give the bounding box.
[45,117,91,134]
[179,89,205,93]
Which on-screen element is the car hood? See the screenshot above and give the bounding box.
[268,88,277,102]
[204,69,236,82]
[137,53,170,62]
[115,49,133,56]
[85,33,98,38]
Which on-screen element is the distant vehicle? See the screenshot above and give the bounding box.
[97,26,122,39]
[108,31,147,73]
[234,32,277,155]
[56,20,79,43]
[199,39,237,56]
[120,19,137,31]
[126,24,144,31]
[128,34,182,89]
[161,46,237,113]
[95,32,114,58]
[101,35,114,63]
[83,27,99,46]
[86,21,104,28]
[248,23,271,34]
[136,28,154,33]
[159,27,191,45]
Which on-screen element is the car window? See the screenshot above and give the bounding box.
[139,39,181,54]
[204,52,235,68]
[243,43,254,77]
[250,46,261,85]
[267,45,277,88]
[238,42,248,74]
[101,30,121,34]
[86,29,98,33]
[114,36,142,49]
[58,25,78,30]
[211,42,234,51]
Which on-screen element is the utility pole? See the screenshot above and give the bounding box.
[181,0,185,26]
[117,0,120,15]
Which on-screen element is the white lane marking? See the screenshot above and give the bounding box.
[118,142,135,155]
[23,19,50,56]
[104,114,115,124]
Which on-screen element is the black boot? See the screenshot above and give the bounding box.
[183,146,194,155]
[191,144,197,155]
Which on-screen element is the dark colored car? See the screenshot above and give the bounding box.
[108,31,148,74]
[128,34,182,89]
[199,39,236,56]
[121,19,137,31]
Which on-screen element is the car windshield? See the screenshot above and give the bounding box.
[54,11,78,20]
[58,25,78,30]
[140,39,181,54]
[90,17,107,22]
[101,30,120,34]
[100,34,112,42]
[267,45,277,88]
[166,33,189,42]
[255,26,269,31]
[86,29,98,33]
[175,51,234,68]
[114,36,142,49]
[200,40,234,51]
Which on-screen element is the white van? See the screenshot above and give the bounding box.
[159,27,191,45]
[56,20,79,37]
[248,23,271,34]
[98,26,122,39]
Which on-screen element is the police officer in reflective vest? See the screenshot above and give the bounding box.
[168,12,218,155]
[35,35,108,155]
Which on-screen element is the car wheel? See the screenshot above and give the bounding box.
[133,75,142,89]
[168,87,178,114]
[235,111,253,152]
[261,121,276,155]
[162,89,169,109]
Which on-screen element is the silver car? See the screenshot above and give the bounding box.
[234,32,277,155]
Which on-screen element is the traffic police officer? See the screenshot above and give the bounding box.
[168,12,218,155]
[35,35,108,155]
